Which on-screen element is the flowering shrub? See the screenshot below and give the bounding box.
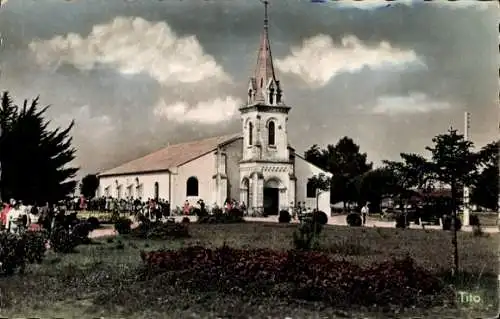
[23,230,47,264]
[50,226,78,253]
[71,222,93,245]
[139,246,446,308]
[0,232,26,275]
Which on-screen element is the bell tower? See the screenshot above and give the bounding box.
[240,0,291,163]
[239,0,295,216]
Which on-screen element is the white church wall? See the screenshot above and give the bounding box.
[223,138,244,202]
[294,155,332,213]
[98,172,171,201]
[173,151,216,209]
[260,112,288,161]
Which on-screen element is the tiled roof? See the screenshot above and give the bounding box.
[99,133,242,176]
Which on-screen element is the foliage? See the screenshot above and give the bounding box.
[140,246,447,308]
[311,210,328,225]
[469,214,480,227]
[71,222,92,245]
[114,218,133,235]
[50,226,78,253]
[278,210,291,223]
[198,211,245,224]
[346,213,362,227]
[395,214,407,229]
[181,217,190,223]
[87,217,100,230]
[304,137,372,208]
[129,220,190,240]
[23,231,47,264]
[471,141,499,210]
[80,174,99,199]
[0,92,78,204]
[442,216,462,231]
[292,220,323,251]
[0,232,26,275]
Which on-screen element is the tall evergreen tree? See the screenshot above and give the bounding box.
[0,92,79,204]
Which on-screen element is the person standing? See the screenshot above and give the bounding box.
[361,203,369,226]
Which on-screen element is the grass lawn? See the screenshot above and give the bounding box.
[0,222,498,318]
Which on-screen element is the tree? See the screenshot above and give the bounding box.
[0,92,79,204]
[355,168,400,211]
[304,137,372,210]
[425,128,480,277]
[80,174,100,199]
[471,140,499,210]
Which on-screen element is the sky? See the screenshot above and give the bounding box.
[0,0,498,178]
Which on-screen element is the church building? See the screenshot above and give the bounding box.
[97,3,332,214]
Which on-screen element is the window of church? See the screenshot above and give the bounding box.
[306,180,316,198]
[154,182,159,200]
[248,122,253,145]
[186,177,199,197]
[260,78,263,88]
[268,121,275,146]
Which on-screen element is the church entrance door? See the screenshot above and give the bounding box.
[263,187,279,215]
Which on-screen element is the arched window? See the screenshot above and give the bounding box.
[186,177,199,197]
[154,182,159,200]
[306,180,316,198]
[268,121,275,146]
[269,88,274,104]
[260,78,263,88]
[248,122,253,145]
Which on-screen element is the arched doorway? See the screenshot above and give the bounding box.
[264,178,280,215]
[240,178,250,207]
[154,182,159,200]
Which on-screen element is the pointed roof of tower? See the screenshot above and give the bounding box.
[252,0,278,98]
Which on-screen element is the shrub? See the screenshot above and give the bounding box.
[346,213,362,227]
[130,221,190,240]
[395,214,407,229]
[114,218,133,235]
[228,208,244,218]
[71,222,92,245]
[87,217,100,230]
[278,210,291,223]
[181,217,190,223]
[292,220,323,251]
[469,214,480,227]
[211,207,223,215]
[191,208,201,217]
[442,215,462,231]
[50,226,78,253]
[198,211,244,224]
[140,247,445,308]
[312,210,328,225]
[23,231,47,264]
[0,233,26,275]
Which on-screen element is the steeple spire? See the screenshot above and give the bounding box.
[250,0,280,104]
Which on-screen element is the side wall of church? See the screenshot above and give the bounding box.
[98,172,171,201]
[223,138,244,202]
[172,151,216,209]
[294,155,331,213]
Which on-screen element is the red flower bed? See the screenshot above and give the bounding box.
[140,246,449,308]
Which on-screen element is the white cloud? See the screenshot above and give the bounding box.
[334,0,495,10]
[28,16,230,85]
[51,105,114,138]
[275,34,423,87]
[368,93,451,115]
[153,96,242,124]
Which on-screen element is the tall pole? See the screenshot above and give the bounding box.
[463,112,471,226]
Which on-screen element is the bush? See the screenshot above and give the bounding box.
[198,212,244,224]
[0,233,26,275]
[130,221,190,240]
[181,217,190,223]
[346,213,362,227]
[278,210,291,223]
[228,208,244,218]
[140,247,446,308]
[469,214,480,227]
[312,210,328,225]
[71,222,92,245]
[87,217,100,230]
[292,220,323,251]
[23,231,47,264]
[442,215,462,231]
[114,218,133,235]
[395,215,407,229]
[50,226,78,253]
